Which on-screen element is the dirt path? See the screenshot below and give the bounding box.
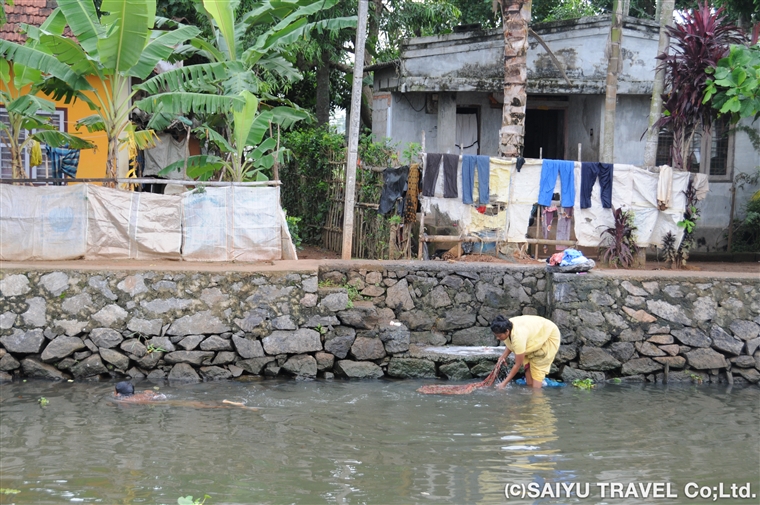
[2,246,757,278]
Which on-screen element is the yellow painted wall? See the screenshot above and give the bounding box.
[3,74,109,180]
[65,76,109,180]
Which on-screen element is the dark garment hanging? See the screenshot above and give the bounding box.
[580,162,614,209]
[421,153,443,197]
[46,145,81,181]
[378,165,410,216]
[442,153,459,198]
[516,156,525,173]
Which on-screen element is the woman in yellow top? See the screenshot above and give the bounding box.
[491,315,561,389]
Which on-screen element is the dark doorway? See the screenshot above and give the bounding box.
[524,108,565,159]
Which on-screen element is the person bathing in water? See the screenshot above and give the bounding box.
[113,381,167,403]
[112,381,256,410]
[491,315,561,389]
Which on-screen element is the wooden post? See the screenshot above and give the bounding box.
[418,130,426,259]
[341,0,369,260]
[534,205,541,259]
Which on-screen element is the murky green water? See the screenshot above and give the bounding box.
[1,379,758,505]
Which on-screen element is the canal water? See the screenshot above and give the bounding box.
[1,379,758,504]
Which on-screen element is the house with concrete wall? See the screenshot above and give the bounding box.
[370,15,760,252]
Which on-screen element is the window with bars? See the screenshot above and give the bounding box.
[0,108,66,179]
[655,118,733,180]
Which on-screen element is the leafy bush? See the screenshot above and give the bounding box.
[599,207,639,268]
[730,192,760,253]
[280,126,345,244]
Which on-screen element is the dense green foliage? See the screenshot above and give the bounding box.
[280,126,344,244]
[704,44,760,123]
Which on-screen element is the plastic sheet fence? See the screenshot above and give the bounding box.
[0,184,295,262]
[0,184,88,260]
[182,186,288,262]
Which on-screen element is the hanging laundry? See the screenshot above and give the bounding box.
[461,154,490,204]
[542,206,557,240]
[46,145,80,181]
[516,156,525,173]
[580,162,614,209]
[442,153,459,198]
[144,133,189,179]
[692,173,709,202]
[378,165,409,216]
[30,140,42,168]
[538,159,575,207]
[656,164,673,210]
[556,207,573,251]
[404,163,420,224]
[421,153,443,197]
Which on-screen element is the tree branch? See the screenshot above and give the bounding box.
[528,27,572,87]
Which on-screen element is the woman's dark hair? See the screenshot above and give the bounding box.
[490,315,513,334]
[115,381,134,396]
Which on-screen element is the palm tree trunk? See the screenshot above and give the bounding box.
[643,0,675,167]
[499,0,531,159]
[316,51,331,126]
[601,0,629,164]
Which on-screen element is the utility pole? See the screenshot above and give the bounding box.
[342,0,368,260]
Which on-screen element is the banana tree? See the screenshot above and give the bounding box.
[0,9,95,179]
[0,0,202,183]
[133,0,355,181]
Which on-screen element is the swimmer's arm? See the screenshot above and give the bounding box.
[497,353,524,389]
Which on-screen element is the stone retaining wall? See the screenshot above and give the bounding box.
[550,273,760,385]
[1,263,758,385]
[0,263,547,382]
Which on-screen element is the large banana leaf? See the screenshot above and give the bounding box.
[158,154,226,180]
[31,130,97,150]
[135,92,246,116]
[135,62,230,94]
[222,66,260,96]
[0,41,92,90]
[241,0,332,28]
[269,105,311,129]
[56,0,103,55]
[196,126,235,154]
[5,95,56,118]
[203,0,239,61]
[189,38,226,63]
[254,55,301,83]
[98,0,151,74]
[0,58,9,84]
[40,33,101,76]
[39,7,67,36]
[76,114,106,133]
[245,110,274,147]
[233,91,259,159]
[128,25,201,79]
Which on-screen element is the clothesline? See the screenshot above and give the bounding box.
[410,155,705,258]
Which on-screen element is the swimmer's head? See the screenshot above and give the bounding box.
[115,381,134,396]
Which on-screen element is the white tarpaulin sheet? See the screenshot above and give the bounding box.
[505,159,557,242]
[182,186,283,261]
[0,183,87,260]
[574,164,688,248]
[86,185,183,260]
